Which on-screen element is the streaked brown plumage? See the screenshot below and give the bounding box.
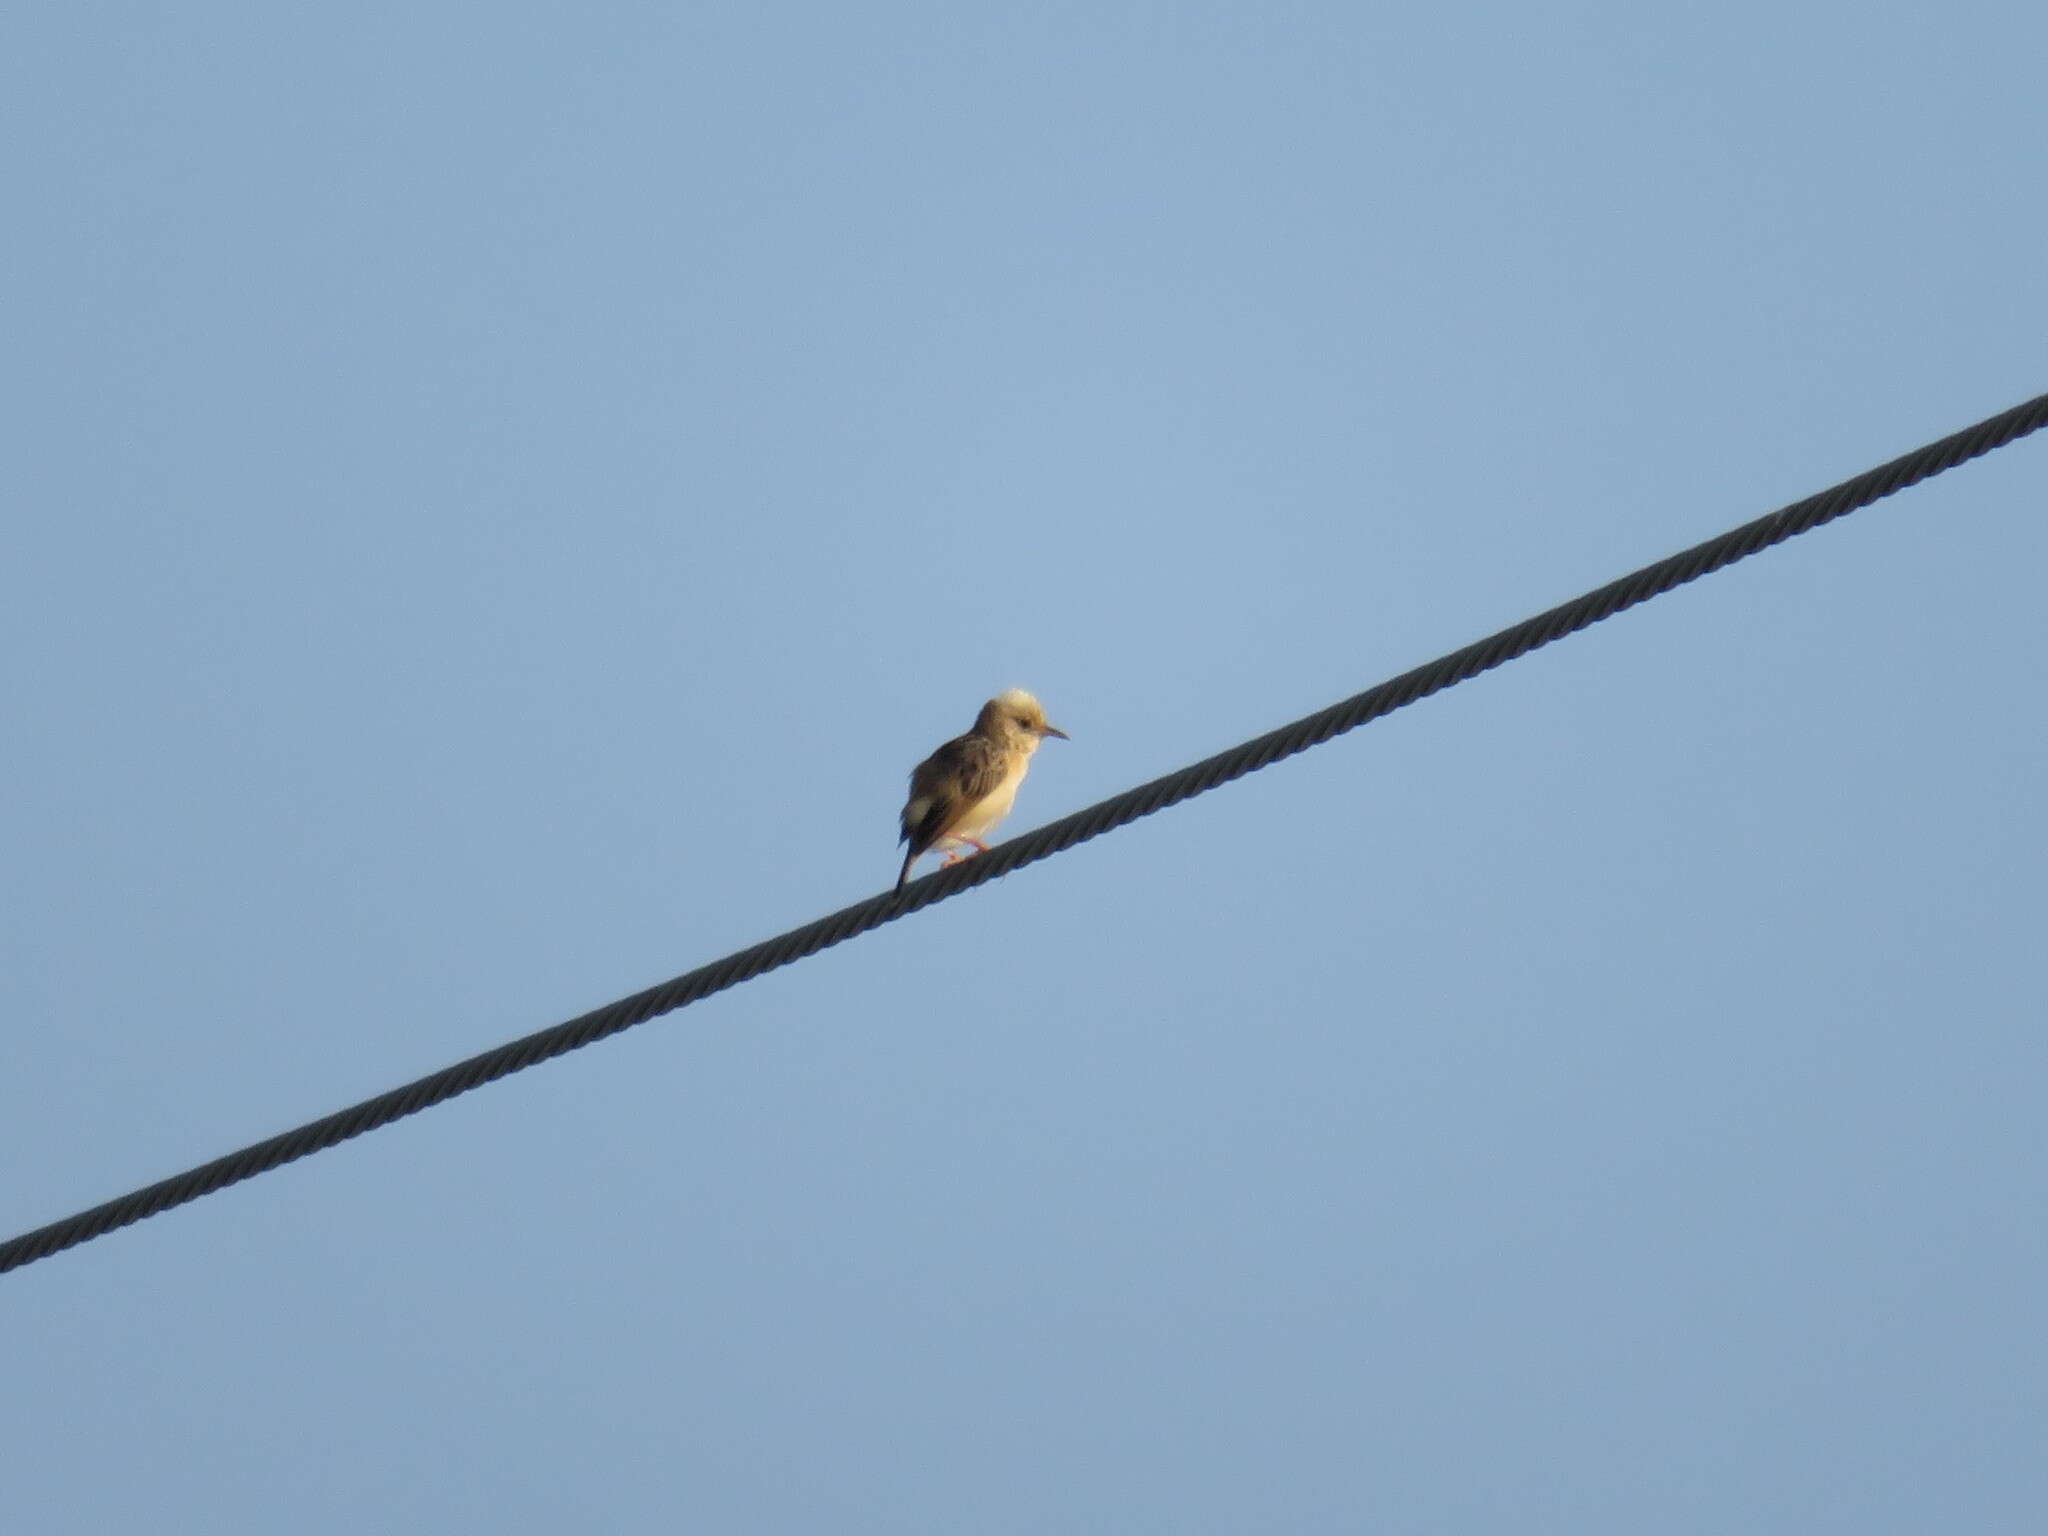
[897,689,1070,890]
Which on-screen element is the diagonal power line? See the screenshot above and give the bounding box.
[5,391,2046,1276]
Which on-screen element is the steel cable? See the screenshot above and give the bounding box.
[5,390,2045,1276]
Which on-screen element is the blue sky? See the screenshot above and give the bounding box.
[5,4,2044,1531]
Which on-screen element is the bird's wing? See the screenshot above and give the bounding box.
[899,732,1009,857]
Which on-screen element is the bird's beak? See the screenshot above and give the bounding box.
[1042,724,1070,741]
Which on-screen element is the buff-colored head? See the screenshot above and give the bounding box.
[978,688,1070,743]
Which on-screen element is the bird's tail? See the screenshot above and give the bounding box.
[896,846,919,892]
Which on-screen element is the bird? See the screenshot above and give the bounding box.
[897,689,1070,890]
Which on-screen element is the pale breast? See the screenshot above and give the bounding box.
[944,753,1032,843]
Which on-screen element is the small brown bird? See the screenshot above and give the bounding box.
[897,688,1070,890]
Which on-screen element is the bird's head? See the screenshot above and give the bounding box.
[989,688,1070,742]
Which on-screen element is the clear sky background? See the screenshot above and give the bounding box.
[5,4,2044,1531]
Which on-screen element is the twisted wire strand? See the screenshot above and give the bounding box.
[5,390,2044,1276]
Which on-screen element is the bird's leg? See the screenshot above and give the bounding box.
[959,839,991,853]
